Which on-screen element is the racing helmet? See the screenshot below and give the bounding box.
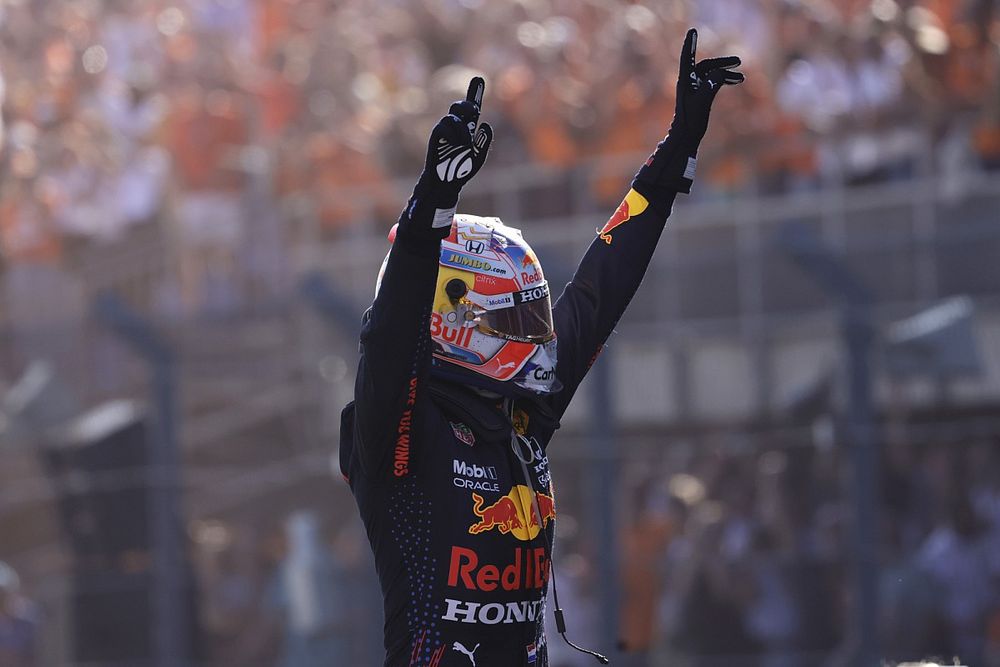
[377,215,561,396]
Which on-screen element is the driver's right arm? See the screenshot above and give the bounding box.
[351,79,493,479]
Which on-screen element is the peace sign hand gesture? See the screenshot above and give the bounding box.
[634,28,744,195]
[674,29,744,143]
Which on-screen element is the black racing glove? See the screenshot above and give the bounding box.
[634,28,744,196]
[397,77,494,244]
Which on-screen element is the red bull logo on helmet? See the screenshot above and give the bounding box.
[467,485,556,541]
[599,188,649,245]
[430,311,474,348]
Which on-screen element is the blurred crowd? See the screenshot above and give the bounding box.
[189,511,381,666]
[1,0,1000,315]
[0,561,37,667]
[615,433,1000,667]
[185,429,1000,667]
[4,431,999,666]
[2,2,1000,666]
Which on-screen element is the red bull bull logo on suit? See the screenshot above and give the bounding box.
[598,188,649,245]
[467,485,556,541]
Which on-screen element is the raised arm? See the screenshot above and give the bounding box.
[547,29,744,417]
[352,79,493,476]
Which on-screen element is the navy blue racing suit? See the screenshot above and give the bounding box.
[340,182,677,666]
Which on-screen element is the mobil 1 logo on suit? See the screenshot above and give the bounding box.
[453,459,500,492]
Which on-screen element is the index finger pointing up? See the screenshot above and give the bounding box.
[466,77,485,110]
[680,28,698,81]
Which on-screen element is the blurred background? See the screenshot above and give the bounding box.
[0,0,999,665]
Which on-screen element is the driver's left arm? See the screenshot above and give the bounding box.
[545,186,675,418]
[545,29,744,418]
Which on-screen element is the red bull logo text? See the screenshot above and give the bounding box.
[430,312,474,348]
[467,485,556,541]
[599,188,649,245]
[447,546,549,592]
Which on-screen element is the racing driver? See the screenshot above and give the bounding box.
[340,29,744,666]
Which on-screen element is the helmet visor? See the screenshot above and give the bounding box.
[476,283,554,343]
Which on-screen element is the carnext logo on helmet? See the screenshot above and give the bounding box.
[514,284,549,305]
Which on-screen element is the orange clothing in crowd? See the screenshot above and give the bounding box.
[255,72,301,140]
[257,0,296,60]
[758,113,819,182]
[944,28,994,105]
[0,198,62,264]
[165,97,248,192]
[704,154,750,193]
[524,116,578,168]
[590,86,673,205]
[973,121,1000,162]
[506,86,581,169]
[988,610,1000,655]
[304,135,396,230]
[619,515,677,652]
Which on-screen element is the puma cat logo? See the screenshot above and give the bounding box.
[452,641,480,666]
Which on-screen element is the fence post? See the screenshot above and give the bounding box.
[587,349,620,657]
[297,273,383,661]
[778,223,880,666]
[93,292,188,667]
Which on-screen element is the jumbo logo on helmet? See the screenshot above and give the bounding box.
[443,252,511,277]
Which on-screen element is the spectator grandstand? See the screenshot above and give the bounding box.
[0,1,999,665]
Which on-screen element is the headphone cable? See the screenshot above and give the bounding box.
[507,400,610,664]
